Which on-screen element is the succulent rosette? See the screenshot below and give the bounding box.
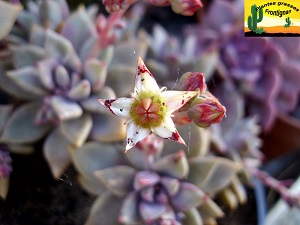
[146,24,219,88]
[0,4,142,178]
[70,126,238,225]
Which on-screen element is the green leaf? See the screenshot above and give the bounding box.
[183,208,203,225]
[1,102,52,143]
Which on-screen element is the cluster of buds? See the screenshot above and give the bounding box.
[174,72,226,127]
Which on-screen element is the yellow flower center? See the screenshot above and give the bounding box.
[130,91,167,128]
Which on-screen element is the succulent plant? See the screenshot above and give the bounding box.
[70,128,238,225]
[0,3,149,179]
[0,145,12,200]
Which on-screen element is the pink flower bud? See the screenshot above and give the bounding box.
[169,0,203,16]
[188,92,226,127]
[178,72,207,94]
[172,101,193,125]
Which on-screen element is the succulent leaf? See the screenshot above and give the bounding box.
[12,45,45,68]
[60,113,92,147]
[49,96,83,120]
[67,79,91,100]
[183,207,203,225]
[85,191,123,225]
[43,128,71,179]
[69,141,125,179]
[90,113,126,142]
[80,86,116,113]
[119,192,141,224]
[134,171,160,190]
[188,157,237,195]
[0,105,12,134]
[0,177,9,200]
[0,1,22,40]
[160,176,180,196]
[139,201,167,223]
[171,182,205,211]
[7,67,48,96]
[154,150,189,179]
[84,58,107,92]
[77,174,106,196]
[94,165,136,197]
[1,102,51,143]
[61,5,97,53]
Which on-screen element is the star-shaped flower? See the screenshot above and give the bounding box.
[98,57,198,151]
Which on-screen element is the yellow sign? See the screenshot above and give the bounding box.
[244,0,300,36]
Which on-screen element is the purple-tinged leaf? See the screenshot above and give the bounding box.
[49,96,82,120]
[119,192,142,224]
[139,201,167,223]
[133,171,160,190]
[67,79,91,100]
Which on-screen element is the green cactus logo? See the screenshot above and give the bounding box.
[247,4,265,34]
[284,17,292,28]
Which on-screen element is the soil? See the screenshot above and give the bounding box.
[0,150,95,225]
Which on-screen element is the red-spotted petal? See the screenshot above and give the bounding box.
[125,122,151,152]
[133,57,160,97]
[151,116,185,145]
[98,97,134,119]
[161,90,198,113]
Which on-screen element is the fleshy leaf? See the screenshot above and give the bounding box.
[90,113,126,142]
[7,67,48,96]
[60,113,92,147]
[106,65,136,97]
[94,165,136,196]
[139,202,167,223]
[77,174,106,196]
[85,191,123,225]
[162,123,211,158]
[183,208,203,225]
[154,150,189,179]
[171,182,205,211]
[49,96,83,120]
[43,128,71,179]
[0,1,22,40]
[7,143,34,155]
[198,196,224,219]
[119,192,141,224]
[84,58,107,92]
[12,45,45,68]
[61,5,97,52]
[1,102,52,143]
[0,63,38,100]
[80,86,116,113]
[160,176,180,196]
[44,29,81,72]
[134,171,160,190]
[188,157,237,195]
[0,105,12,134]
[0,178,9,200]
[67,79,91,100]
[69,141,125,178]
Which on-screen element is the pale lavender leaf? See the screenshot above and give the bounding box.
[67,79,91,100]
[60,113,92,147]
[139,202,167,223]
[12,45,45,68]
[119,192,142,224]
[1,102,52,143]
[43,128,71,179]
[84,58,107,92]
[94,165,136,196]
[7,67,48,96]
[134,171,160,190]
[49,96,83,120]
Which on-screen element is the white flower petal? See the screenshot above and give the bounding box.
[133,57,160,97]
[161,90,198,113]
[152,116,185,145]
[98,97,134,119]
[125,122,151,152]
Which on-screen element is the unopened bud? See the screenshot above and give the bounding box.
[188,92,226,127]
[178,72,207,94]
[169,0,203,16]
